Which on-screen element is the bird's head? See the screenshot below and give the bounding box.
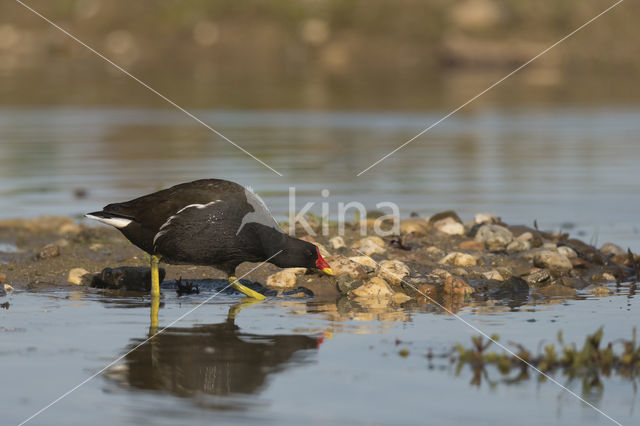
[272,238,334,275]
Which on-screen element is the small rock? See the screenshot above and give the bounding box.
[459,240,485,251]
[557,246,577,259]
[438,221,465,236]
[399,218,429,235]
[474,213,499,224]
[474,225,513,251]
[424,246,445,257]
[325,255,369,280]
[506,239,531,252]
[538,284,576,298]
[439,252,477,266]
[428,210,462,225]
[489,276,529,298]
[391,292,412,304]
[267,269,300,289]
[591,271,616,283]
[524,269,551,286]
[349,255,377,270]
[38,244,60,259]
[517,232,534,242]
[3,283,13,292]
[328,236,346,250]
[533,251,573,272]
[377,260,410,285]
[482,270,504,281]
[350,277,393,298]
[336,275,364,293]
[556,276,588,289]
[353,237,386,256]
[443,275,475,297]
[417,284,438,297]
[542,242,557,249]
[68,268,91,285]
[430,268,453,279]
[600,242,625,257]
[589,286,613,297]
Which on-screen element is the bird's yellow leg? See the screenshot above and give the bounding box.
[229,276,266,300]
[150,254,162,297]
[149,295,159,336]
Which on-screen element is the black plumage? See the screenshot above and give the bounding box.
[87,179,332,279]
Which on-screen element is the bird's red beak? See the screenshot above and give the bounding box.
[315,247,334,276]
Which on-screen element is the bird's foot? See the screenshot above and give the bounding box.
[229,276,266,300]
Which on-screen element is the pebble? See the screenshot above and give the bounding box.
[474,225,513,251]
[348,255,377,270]
[417,284,438,297]
[354,238,386,256]
[557,246,577,259]
[459,240,485,251]
[4,283,14,292]
[328,236,346,250]
[600,242,625,257]
[336,275,364,293]
[38,243,60,259]
[267,268,305,289]
[391,292,412,304]
[325,255,369,280]
[474,213,499,224]
[482,270,504,281]
[377,260,410,285]
[589,286,613,297]
[350,277,393,298]
[428,210,462,225]
[556,276,588,289]
[399,218,429,235]
[443,275,475,297]
[533,251,573,272]
[591,271,616,283]
[67,267,90,285]
[438,221,465,236]
[439,252,477,266]
[506,239,531,252]
[424,246,445,257]
[538,284,576,298]
[524,269,551,286]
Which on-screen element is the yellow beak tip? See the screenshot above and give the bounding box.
[322,267,334,276]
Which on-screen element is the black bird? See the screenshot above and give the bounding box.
[86,179,333,299]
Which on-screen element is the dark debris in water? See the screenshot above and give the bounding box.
[176,277,200,296]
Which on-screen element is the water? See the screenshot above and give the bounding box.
[1,106,639,250]
[1,285,638,425]
[1,105,640,425]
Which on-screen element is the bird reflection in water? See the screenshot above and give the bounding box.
[105,300,322,408]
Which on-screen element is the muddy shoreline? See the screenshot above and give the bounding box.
[1,213,637,310]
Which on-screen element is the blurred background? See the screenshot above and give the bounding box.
[1,0,639,247]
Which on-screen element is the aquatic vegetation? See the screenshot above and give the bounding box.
[447,329,640,388]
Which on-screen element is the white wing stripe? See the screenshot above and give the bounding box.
[153,200,221,248]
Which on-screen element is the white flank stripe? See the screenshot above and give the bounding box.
[153,200,222,248]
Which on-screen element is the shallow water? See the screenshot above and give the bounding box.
[1,283,638,426]
[1,106,639,250]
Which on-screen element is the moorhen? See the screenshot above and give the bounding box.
[86,179,333,299]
